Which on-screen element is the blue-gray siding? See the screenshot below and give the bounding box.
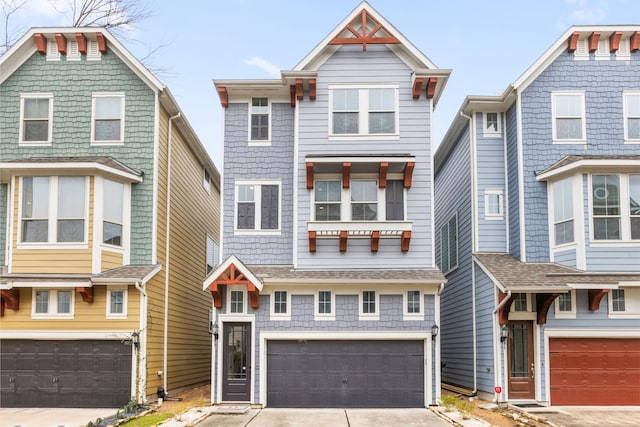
[505,104,520,259]
[474,263,496,394]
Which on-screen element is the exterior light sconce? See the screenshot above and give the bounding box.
[131,331,139,349]
[431,324,439,341]
[210,322,219,340]
[500,325,509,343]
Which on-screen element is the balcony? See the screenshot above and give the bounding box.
[307,220,412,252]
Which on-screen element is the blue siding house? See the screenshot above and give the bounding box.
[203,2,449,408]
[435,26,640,406]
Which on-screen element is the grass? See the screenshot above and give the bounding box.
[439,394,474,419]
[118,412,173,427]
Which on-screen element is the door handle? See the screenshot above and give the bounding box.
[530,363,535,379]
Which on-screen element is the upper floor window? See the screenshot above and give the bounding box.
[385,180,404,221]
[235,181,280,232]
[203,168,212,193]
[592,174,640,241]
[483,112,501,137]
[624,92,640,142]
[440,214,458,274]
[362,290,376,314]
[250,97,269,142]
[351,180,378,221]
[552,92,585,143]
[106,286,128,319]
[315,180,342,221]
[21,176,87,244]
[552,177,574,246]
[631,175,640,240]
[92,93,125,144]
[20,94,53,145]
[103,179,124,246]
[484,189,504,219]
[330,86,398,137]
[32,289,73,318]
[206,235,219,275]
[318,290,332,314]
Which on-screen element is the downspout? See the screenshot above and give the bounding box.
[164,112,181,393]
[134,280,146,403]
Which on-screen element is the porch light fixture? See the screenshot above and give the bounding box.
[431,324,439,340]
[500,325,509,343]
[211,322,219,340]
[131,331,139,349]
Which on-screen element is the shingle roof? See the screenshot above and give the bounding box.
[474,253,640,291]
[91,264,161,283]
[538,154,640,176]
[3,156,141,177]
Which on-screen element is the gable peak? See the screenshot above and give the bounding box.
[328,8,400,51]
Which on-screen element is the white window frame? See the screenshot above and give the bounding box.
[19,93,54,146]
[484,189,504,220]
[350,179,378,221]
[203,168,212,193]
[623,91,640,144]
[608,287,640,319]
[248,97,271,145]
[270,290,291,320]
[206,235,218,275]
[234,180,281,235]
[403,290,423,320]
[589,173,639,243]
[482,112,502,137]
[314,290,335,320]
[91,93,125,145]
[359,290,380,320]
[227,286,247,315]
[550,176,576,247]
[106,286,128,319]
[440,213,458,274]
[552,91,586,144]
[31,289,74,319]
[328,84,400,140]
[554,290,576,319]
[18,176,89,248]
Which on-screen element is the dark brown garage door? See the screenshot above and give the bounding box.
[267,340,424,408]
[0,340,132,408]
[549,338,640,405]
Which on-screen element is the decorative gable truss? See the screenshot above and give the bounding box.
[203,255,262,309]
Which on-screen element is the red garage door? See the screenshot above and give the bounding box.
[549,338,640,405]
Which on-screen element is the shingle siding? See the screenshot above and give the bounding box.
[505,103,520,259]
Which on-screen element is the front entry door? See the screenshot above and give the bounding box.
[507,321,535,399]
[222,322,251,401]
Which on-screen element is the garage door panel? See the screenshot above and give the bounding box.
[549,338,640,405]
[267,340,424,408]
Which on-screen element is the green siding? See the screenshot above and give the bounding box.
[0,184,6,266]
[0,51,156,264]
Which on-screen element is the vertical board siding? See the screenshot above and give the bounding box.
[296,44,434,269]
[435,126,475,389]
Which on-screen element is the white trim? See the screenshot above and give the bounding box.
[616,37,631,61]
[484,189,504,220]
[503,116,510,253]
[248,97,271,145]
[86,40,101,61]
[227,286,248,315]
[214,316,255,404]
[623,91,640,144]
[470,112,478,253]
[46,39,60,61]
[151,92,160,265]
[91,92,125,145]
[551,91,587,144]
[608,287,640,319]
[292,97,299,268]
[106,285,128,319]
[403,289,424,320]
[553,290,576,319]
[0,330,133,339]
[6,178,15,274]
[19,93,54,146]
[269,290,291,320]
[482,112,502,138]
[595,37,610,60]
[66,40,81,61]
[516,94,526,261]
[358,289,380,321]
[430,97,436,268]
[314,290,335,320]
[31,288,75,319]
[547,175,576,249]
[306,155,415,165]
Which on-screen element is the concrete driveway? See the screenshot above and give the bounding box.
[0,407,118,427]
[533,406,640,427]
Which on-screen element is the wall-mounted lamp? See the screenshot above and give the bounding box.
[431,324,439,341]
[500,325,509,343]
[131,331,139,349]
[210,322,219,340]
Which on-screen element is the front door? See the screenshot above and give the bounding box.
[507,321,535,399]
[222,322,251,401]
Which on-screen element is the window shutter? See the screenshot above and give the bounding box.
[385,180,404,220]
[261,185,279,229]
[238,202,255,229]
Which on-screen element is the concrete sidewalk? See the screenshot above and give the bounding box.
[0,407,118,427]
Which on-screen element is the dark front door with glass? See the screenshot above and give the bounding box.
[507,321,535,399]
[222,322,251,401]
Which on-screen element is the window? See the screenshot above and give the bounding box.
[404,290,422,318]
[483,112,501,136]
[315,180,341,221]
[624,92,640,142]
[20,94,53,144]
[235,181,280,232]
[92,94,124,143]
[385,180,404,221]
[318,291,332,314]
[608,287,640,318]
[330,86,398,136]
[351,180,377,221]
[273,291,287,314]
[32,289,74,318]
[21,176,87,244]
[206,235,219,275]
[440,214,458,273]
[484,190,503,219]
[611,289,625,312]
[107,287,127,318]
[512,293,528,312]
[552,177,574,245]
[552,92,585,142]
[362,291,376,314]
[203,169,211,193]
[554,290,576,318]
[230,290,245,314]
[103,179,124,246]
[631,175,640,239]
[250,97,269,141]
[592,174,620,240]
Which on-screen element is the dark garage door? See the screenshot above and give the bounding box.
[0,340,132,408]
[267,340,424,408]
[549,338,640,405]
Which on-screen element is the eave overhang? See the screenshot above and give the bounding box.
[0,157,143,183]
[536,156,640,182]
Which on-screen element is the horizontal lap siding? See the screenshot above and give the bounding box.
[101,250,124,271]
[474,264,497,394]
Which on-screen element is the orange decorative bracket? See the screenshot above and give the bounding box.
[34,34,47,54]
[95,33,107,53]
[217,87,228,107]
[76,286,94,303]
[247,284,260,309]
[588,32,600,52]
[588,289,610,311]
[412,78,424,100]
[536,293,560,324]
[426,78,437,100]
[339,231,348,252]
[306,162,314,189]
[342,162,351,189]
[55,33,67,54]
[76,33,88,53]
[401,230,411,252]
[290,85,297,107]
[209,284,223,309]
[0,289,20,317]
[567,32,580,52]
[309,231,317,252]
[296,79,304,101]
[378,162,388,189]
[631,31,640,51]
[371,231,380,252]
[309,79,317,100]
[609,32,622,52]
[403,162,415,188]
[497,292,516,325]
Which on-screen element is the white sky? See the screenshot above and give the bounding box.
[3,0,639,167]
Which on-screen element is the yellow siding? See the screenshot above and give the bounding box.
[0,286,140,331]
[101,250,124,272]
[145,106,219,396]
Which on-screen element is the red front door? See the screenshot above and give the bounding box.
[507,321,535,400]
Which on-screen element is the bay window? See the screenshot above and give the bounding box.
[103,179,124,246]
[592,174,620,240]
[624,92,640,142]
[552,177,574,245]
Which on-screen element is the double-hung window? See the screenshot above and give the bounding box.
[21,176,87,244]
[440,214,458,273]
[552,177,574,245]
[483,112,501,137]
[552,92,585,142]
[107,286,128,318]
[592,174,621,240]
[554,290,576,318]
[484,189,504,219]
[103,179,124,246]
[331,86,398,136]
[385,180,404,220]
[351,180,378,221]
[235,181,280,232]
[631,175,640,239]
[624,92,640,142]
[32,289,73,318]
[315,180,341,221]
[250,97,269,141]
[403,290,423,319]
[20,94,53,144]
[92,93,125,143]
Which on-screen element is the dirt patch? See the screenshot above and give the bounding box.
[158,384,211,414]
